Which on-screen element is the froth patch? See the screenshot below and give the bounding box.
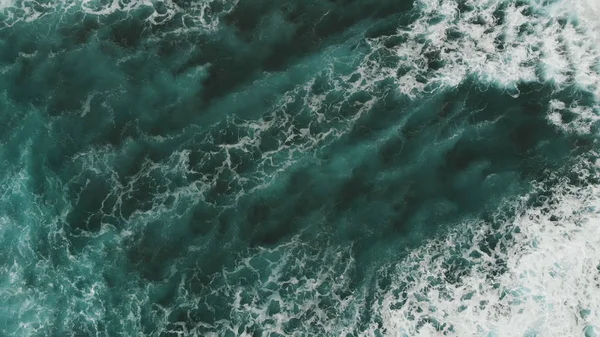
[548,99,600,134]
[0,0,239,31]
[369,156,600,336]
[359,0,600,98]
[572,0,600,33]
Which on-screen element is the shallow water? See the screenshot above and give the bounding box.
[1,0,600,336]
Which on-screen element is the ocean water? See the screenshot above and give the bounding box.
[1,0,600,336]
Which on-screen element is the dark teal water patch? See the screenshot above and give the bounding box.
[0,0,599,336]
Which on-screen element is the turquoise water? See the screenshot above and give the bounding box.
[1,0,600,335]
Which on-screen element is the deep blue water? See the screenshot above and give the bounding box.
[1,0,600,336]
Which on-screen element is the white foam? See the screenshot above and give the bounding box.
[356,0,600,98]
[548,99,600,134]
[0,0,239,32]
[2,0,600,335]
[364,156,600,336]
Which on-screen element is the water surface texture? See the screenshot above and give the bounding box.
[1,0,600,336]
